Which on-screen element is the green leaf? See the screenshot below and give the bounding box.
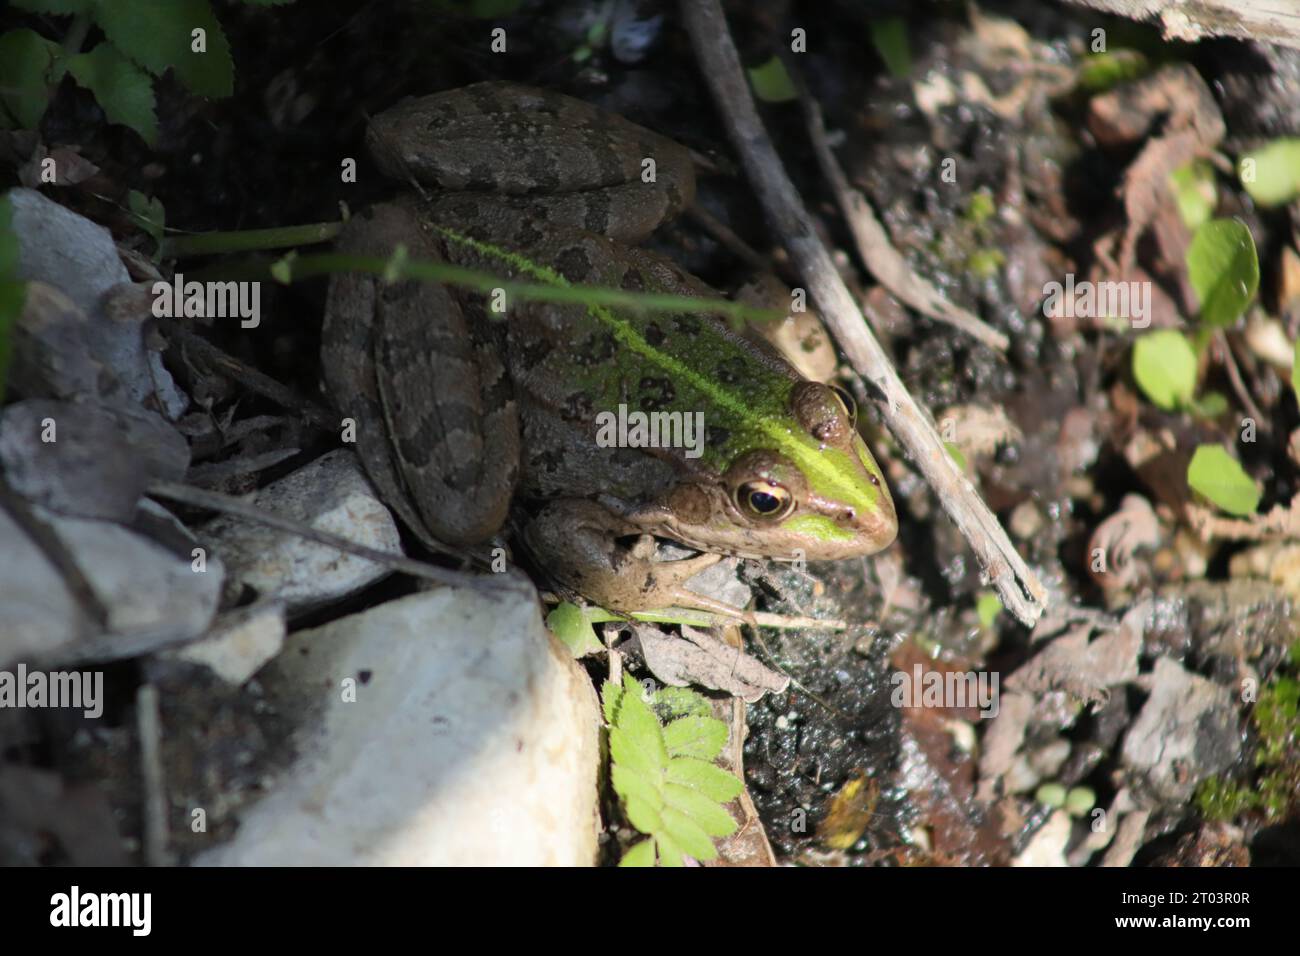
[546,601,603,658]
[1169,160,1216,231]
[944,442,967,471]
[601,679,623,727]
[0,29,60,129]
[67,43,157,144]
[0,194,18,276]
[663,782,737,838]
[0,281,25,398]
[1132,329,1197,410]
[1187,444,1261,517]
[651,686,712,719]
[1186,218,1259,329]
[0,195,24,399]
[666,756,744,803]
[976,591,1002,629]
[11,0,95,13]
[1292,340,1299,398]
[659,805,717,861]
[1077,49,1149,92]
[868,17,911,79]
[1240,138,1300,208]
[747,56,796,104]
[127,189,165,250]
[619,838,656,867]
[608,674,667,778]
[1190,390,1228,418]
[94,0,234,98]
[623,795,664,836]
[663,715,728,761]
[610,762,661,812]
[654,832,685,868]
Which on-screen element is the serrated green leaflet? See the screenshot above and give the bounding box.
[663,715,727,760]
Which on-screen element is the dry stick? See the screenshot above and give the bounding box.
[679,0,1047,627]
[1215,330,1268,435]
[795,82,1011,353]
[161,317,339,432]
[136,683,171,867]
[147,479,506,593]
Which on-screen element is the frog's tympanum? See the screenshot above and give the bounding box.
[322,82,896,614]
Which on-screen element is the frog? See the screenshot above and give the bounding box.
[321,81,897,615]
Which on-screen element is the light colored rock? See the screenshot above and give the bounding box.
[200,450,401,612]
[2,507,224,668]
[167,603,286,685]
[8,188,186,419]
[195,583,602,866]
[1121,656,1237,802]
[1012,809,1071,867]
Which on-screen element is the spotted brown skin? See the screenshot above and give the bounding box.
[322,82,896,613]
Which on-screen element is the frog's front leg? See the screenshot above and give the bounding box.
[521,500,747,618]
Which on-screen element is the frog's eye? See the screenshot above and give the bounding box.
[829,384,857,427]
[736,480,794,520]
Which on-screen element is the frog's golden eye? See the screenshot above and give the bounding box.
[829,384,857,427]
[736,480,794,520]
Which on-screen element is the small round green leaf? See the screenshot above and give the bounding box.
[1186,218,1259,329]
[1239,138,1300,208]
[1131,329,1197,410]
[1168,160,1216,231]
[747,56,797,103]
[545,601,602,658]
[1187,444,1261,517]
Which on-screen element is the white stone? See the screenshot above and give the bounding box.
[1012,809,1071,867]
[195,583,602,866]
[1,507,224,667]
[200,450,402,613]
[167,603,286,684]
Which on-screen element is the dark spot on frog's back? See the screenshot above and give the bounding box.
[574,330,617,365]
[672,314,701,336]
[582,193,613,234]
[706,425,730,448]
[554,246,594,282]
[638,376,675,410]
[715,356,746,384]
[644,321,665,347]
[621,267,645,292]
[524,151,563,190]
[562,391,595,422]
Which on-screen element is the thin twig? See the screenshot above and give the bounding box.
[796,89,1011,353]
[679,0,1046,627]
[161,317,340,432]
[136,683,171,867]
[1215,330,1268,435]
[147,479,508,593]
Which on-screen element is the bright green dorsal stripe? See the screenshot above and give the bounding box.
[433,224,880,515]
